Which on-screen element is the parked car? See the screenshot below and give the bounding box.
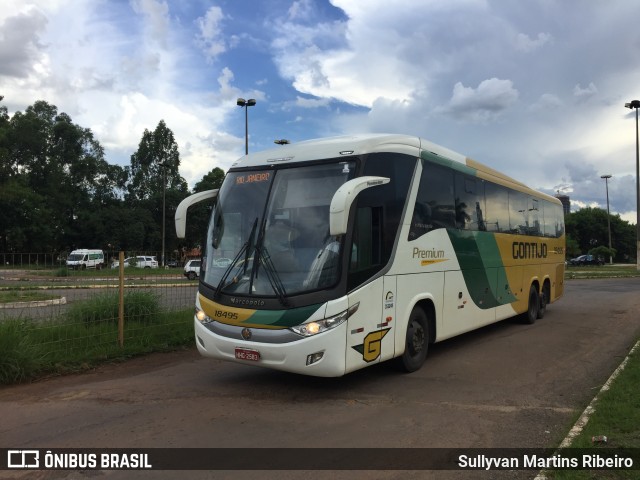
[111,256,159,269]
[568,254,603,266]
[184,259,201,280]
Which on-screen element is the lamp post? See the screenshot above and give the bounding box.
[624,100,640,271]
[237,98,256,155]
[601,174,613,264]
[159,162,168,268]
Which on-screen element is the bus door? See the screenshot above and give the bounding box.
[344,276,395,373]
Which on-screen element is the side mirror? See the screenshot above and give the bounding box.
[175,189,219,238]
[329,176,390,235]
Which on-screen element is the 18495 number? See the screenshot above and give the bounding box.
[214,310,238,320]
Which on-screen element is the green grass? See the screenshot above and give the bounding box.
[0,290,60,303]
[548,343,640,479]
[31,267,184,278]
[66,290,161,325]
[565,265,640,280]
[0,291,194,385]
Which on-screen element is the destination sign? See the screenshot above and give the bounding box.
[235,172,271,185]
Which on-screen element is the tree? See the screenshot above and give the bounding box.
[589,245,616,262]
[193,167,225,192]
[0,100,118,252]
[565,207,635,262]
[0,102,231,256]
[127,120,189,253]
[127,120,186,202]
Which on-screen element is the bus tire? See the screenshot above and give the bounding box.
[537,282,550,319]
[396,307,429,373]
[522,284,539,324]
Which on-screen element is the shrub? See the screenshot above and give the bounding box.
[0,320,39,384]
[66,290,161,325]
[55,267,70,277]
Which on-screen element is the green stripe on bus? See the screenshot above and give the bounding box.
[247,303,323,327]
[446,230,516,309]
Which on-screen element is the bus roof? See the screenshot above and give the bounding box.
[230,134,560,204]
[230,134,423,168]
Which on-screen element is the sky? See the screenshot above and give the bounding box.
[1,0,639,224]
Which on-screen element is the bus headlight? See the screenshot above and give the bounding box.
[195,307,211,323]
[290,303,359,337]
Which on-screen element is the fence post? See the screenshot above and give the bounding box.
[118,251,124,348]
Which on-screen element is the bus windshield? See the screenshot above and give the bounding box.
[203,161,356,298]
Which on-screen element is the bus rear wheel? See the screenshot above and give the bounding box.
[522,284,539,324]
[537,282,550,319]
[396,307,429,373]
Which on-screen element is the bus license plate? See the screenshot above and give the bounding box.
[235,348,260,362]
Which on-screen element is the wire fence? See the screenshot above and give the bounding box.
[0,252,199,359]
[0,251,189,269]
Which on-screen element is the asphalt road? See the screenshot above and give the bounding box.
[1,278,639,480]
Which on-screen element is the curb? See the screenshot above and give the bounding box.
[0,297,67,309]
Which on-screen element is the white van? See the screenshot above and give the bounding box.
[66,249,105,270]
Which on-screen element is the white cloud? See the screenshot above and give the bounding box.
[442,78,519,122]
[196,6,226,62]
[528,93,563,112]
[515,32,552,53]
[130,0,171,48]
[288,0,315,21]
[0,7,48,79]
[271,0,428,107]
[3,0,640,224]
[294,96,331,108]
[573,82,598,100]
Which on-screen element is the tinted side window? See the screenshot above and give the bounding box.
[528,198,541,236]
[543,200,564,238]
[348,206,383,289]
[409,161,456,240]
[454,173,485,231]
[484,182,510,233]
[508,190,528,234]
[356,152,414,262]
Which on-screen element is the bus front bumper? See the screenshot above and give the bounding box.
[194,319,348,377]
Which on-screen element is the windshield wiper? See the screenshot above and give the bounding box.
[214,217,258,298]
[254,245,289,307]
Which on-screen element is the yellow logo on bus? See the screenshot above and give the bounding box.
[352,328,391,363]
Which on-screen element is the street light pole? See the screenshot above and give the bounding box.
[624,100,640,271]
[161,163,166,268]
[237,98,256,155]
[601,174,613,264]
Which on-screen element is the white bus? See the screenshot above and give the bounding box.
[176,134,565,377]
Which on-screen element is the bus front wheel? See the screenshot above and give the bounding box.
[397,307,429,373]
